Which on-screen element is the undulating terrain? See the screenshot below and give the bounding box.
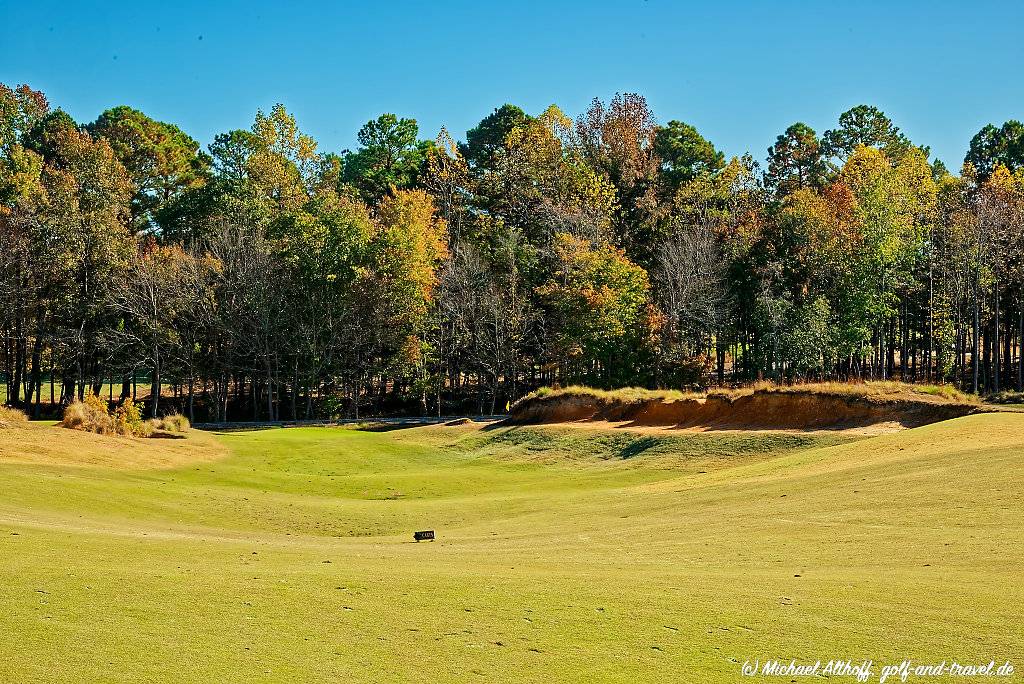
[0,413,1021,682]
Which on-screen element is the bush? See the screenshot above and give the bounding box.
[113,397,146,436]
[150,413,190,433]
[61,394,115,434]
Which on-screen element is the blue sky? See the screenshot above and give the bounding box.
[2,0,1022,168]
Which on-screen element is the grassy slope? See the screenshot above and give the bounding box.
[0,417,1020,683]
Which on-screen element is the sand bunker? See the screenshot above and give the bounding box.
[509,386,981,431]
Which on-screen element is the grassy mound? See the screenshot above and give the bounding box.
[1,417,222,469]
[509,381,981,429]
[452,424,856,468]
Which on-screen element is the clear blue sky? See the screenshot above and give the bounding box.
[2,0,1022,168]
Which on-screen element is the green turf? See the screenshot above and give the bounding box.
[0,417,1020,682]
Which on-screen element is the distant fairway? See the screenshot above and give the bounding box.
[0,416,1021,682]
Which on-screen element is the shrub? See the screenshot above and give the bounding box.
[113,397,146,436]
[61,394,115,434]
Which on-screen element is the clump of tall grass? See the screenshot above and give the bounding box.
[988,390,1024,405]
[61,394,116,434]
[0,405,29,427]
[150,413,190,433]
[754,380,977,403]
[518,385,694,407]
[515,380,978,408]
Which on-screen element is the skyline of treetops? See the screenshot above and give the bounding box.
[2,81,1023,421]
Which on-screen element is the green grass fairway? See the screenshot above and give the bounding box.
[0,416,1021,682]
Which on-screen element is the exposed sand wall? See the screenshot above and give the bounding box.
[509,387,981,430]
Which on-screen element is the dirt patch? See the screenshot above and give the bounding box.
[509,387,982,431]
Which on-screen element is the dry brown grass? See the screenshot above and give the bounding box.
[519,381,976,407]
[989,390,1024,405]
[0,405,29,427]
[150,413,190,433]
[753,380,977,403]
[61,396,156,437]
[0,419,224,469]
[527,385,697,404]
[61,395,116,434]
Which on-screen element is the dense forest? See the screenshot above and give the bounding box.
[1,82,1023,421]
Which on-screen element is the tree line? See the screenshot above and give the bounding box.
[2,84,1022,421]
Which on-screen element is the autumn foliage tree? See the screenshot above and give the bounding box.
[538,233,659,386]
[3,80,1023,422]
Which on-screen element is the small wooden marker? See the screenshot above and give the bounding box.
[413,530,435,542]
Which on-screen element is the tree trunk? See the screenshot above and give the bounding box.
[1002,298,1011,393]
[972,285,980,394]
[1018,303,1023,391]
[994,287,1001,393]
[291,360,299,420]
[11,322,24,406]
[265,364,274,421]
[150,347,160,417]
[25,335,42,408]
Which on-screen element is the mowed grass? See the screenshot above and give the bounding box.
[0,416,1021,683]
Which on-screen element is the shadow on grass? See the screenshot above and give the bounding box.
[148,431,187,440]
[614,435,661,459]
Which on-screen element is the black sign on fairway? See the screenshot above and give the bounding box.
[413,530,435,542]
